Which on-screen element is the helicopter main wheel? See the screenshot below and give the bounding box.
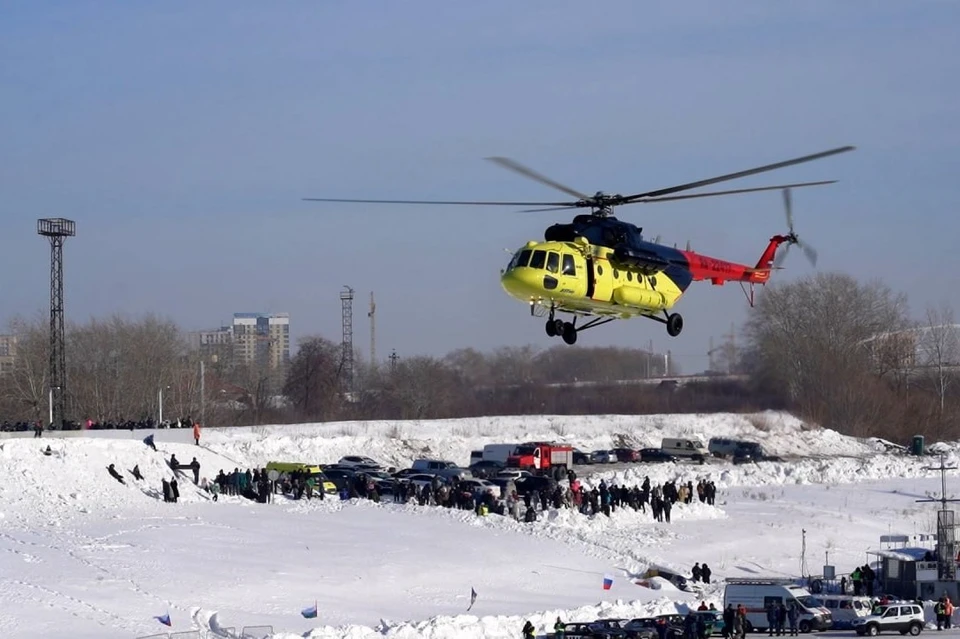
[545,319,557,337]
[561,322,578,345]
[666,313,684,337]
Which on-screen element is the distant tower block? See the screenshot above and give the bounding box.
[340,286,355,391]
[368,291,376,367]
[37,218,76,428]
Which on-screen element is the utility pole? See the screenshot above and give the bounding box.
[368,291,376,368]
[199,358,205,425]
[38,218,75,429]
[389,349,399,374]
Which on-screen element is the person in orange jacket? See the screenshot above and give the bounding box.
[193,422,201,446]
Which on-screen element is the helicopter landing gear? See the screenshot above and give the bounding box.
[561,322,578,345]
[545,318,565,337]
[666,312,684,337]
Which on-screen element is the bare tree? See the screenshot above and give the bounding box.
[918,303,960,416]
[1,314,48,421]
[743,272,910,432]
[282,335,341,421]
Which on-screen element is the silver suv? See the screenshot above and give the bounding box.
[852,602,924,636]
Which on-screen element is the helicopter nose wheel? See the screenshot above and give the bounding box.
[666,313,683,337]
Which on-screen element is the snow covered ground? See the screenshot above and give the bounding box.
[0,412,956,638]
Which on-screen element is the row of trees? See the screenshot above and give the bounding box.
[741,273,960,440]
[2,271,956,441]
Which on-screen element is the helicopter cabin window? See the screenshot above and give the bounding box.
[613,268,620,279]
[562,254,575,276]
[627,272,633,282]
[546,252,559,273]
[529,250,546,270]
[517,249,532,268]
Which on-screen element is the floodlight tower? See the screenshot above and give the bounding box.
[37,218,76,428]
[340,286,355,392]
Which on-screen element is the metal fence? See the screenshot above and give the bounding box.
[240,625,274,639]
[170,633,200,639]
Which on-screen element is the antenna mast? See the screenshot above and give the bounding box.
[368,291,376,367]
[917,454,960,581]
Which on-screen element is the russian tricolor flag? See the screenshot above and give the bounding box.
[602,574,614,590]
[301,603,318,619]
[154,613,172,626]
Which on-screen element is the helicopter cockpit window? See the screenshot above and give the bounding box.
[517,249,532,268]
[562,254,575,276]
[529,250,546,270]
[546,252,559,273]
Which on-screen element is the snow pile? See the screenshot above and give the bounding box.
[263,596,686,639]
[203,411,880,471]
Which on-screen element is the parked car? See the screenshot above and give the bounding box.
[458,478,502,498]
[852,602,923,636]
[639,448,677,463]
[468,460,504,478]
[495,469,533,481]
[612,448,639,463]
[572,448,593,465]
[590,450,616,463]
[338,455,382,469]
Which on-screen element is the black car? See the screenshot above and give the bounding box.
[514,475,558,495]
[468,460,504,478]
[559,621,618,638]
[639,448,677,463]
[572,448,593,465]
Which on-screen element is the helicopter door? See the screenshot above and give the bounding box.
[585,257,595,298]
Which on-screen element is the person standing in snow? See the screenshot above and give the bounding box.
[692,562,702,582]
[143,433,157,451]
[190,457,200,485]
[521,620,535,639]
[554,616,565,638]
[701,563,712,584]
[193,421,201,446]
[170,477,179,503]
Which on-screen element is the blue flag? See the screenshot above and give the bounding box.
[301,603,318,619]
[154,613,172,626]
[467,587,478,611]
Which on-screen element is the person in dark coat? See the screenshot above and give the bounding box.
[190,458,200,485]
[170,477,179,502]
[143,434,157,451]
[162,478,171,502]
[522,620,535,639]
[107,464,126,485]
[701,563,712,584]
[131,465,144,481]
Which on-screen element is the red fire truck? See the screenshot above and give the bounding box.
[506,442,574,479]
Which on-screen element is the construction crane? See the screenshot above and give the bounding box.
[368,291,376,367]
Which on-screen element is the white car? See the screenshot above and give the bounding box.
[495,469,533,481]
[338,455,382,469]
[591,450,616,464]
[852,602,924,636]
[458,478,502,499]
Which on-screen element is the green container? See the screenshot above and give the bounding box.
[912,435,925,456]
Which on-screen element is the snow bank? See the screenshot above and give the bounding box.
[202,411,879,471]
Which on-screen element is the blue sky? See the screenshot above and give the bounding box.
[2,1,958,373]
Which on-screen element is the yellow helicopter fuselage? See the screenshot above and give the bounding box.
[500,238,686,319]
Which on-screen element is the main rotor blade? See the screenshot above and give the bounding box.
[302,197,572,206]
[622,146,855,201]
[783,187,794,233]
[622,181,835,204]
[520,205,582,212]
[486,156,592,200]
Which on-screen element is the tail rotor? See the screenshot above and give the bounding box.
[774,187,818,268]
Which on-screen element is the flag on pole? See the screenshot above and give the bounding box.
[602,574,614,590]
[466,587,478,611]
[301,602,318,619]
[154,613,172,626]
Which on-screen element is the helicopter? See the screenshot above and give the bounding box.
[304,145,854,345]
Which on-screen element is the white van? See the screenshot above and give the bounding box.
[482,443,520,465]
[411,459,457,473]
[661,437,707,463]
[816,595,873,629]
[723,579,832,633]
